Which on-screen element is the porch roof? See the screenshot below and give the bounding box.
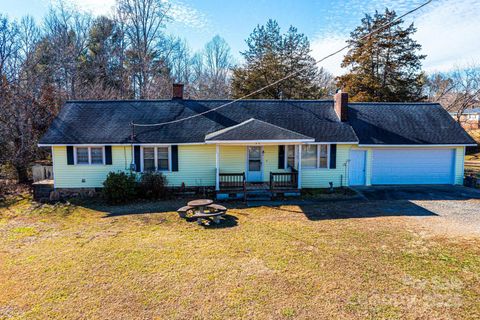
[205,118,314,143]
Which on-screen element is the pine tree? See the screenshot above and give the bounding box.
[231,20,332,99]
[337,9,426,102]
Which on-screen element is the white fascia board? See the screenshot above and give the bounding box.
[38,142,207,147]
[38,143,130,147]
[359,144,477,147]
[205,139,315,145]
[308,142,358,145]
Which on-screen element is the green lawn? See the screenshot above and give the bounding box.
[1,195,479,319]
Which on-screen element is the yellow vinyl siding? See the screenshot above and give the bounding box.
[263,145,288,181]
[52,144,466,189]
[52,146,132,188]
[163,145,216,187]
[53,145,217,188]
[219,145,246,173]
[454,146,465,185]
[219,145,287,182]
[301,144,352,188]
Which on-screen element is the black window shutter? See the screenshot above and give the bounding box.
[171,145,178,171]
[278,145,285,169]
[134,146,141,172]
[105,146,112,165]
[329,144,337,169]
[66,146,74,165]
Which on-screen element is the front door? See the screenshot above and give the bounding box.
[246,146,263,182]
[349,150,366,186]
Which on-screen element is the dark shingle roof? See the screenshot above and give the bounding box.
[348,102,476,145]
[39,99,476,146]
[39,100,358,144]
[205,118,314,141]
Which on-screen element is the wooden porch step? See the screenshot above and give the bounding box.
[246,190,272,201]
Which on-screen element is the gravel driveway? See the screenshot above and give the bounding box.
[352,185,480,237]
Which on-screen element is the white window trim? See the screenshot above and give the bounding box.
[73,146,106,165]
[140,145,172,173]
[284,145,299,169]
[300,144,330,170]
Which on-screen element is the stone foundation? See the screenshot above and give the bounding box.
[49,186,216,202]
[49,188,99,201]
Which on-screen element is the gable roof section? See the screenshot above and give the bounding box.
[39,100,359,144]
[205,118,314,142]
[348,102,477,145]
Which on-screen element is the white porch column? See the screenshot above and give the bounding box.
[215,144,220,191]
[297,145,302,189]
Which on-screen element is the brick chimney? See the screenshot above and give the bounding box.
[172,83,184,100]
[334,90,348,121]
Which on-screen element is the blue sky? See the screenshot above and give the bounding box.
[2,0,479,75]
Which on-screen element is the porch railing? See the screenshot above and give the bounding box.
[270,171,298,190]
[219,172,246,190]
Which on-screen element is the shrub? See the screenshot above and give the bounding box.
[102,172,137,204]
[137,172,168,200]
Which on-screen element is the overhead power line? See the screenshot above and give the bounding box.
[133,0,433,128]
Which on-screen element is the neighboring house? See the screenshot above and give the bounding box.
[39,84,476,198]
[449,108,480,130]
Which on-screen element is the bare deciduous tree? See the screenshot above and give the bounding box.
[189,35,234,99]
[1,0,240,181]
[43,1,92,99]
[117,0,170,98]
[426,65,480,123]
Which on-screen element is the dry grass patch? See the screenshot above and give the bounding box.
[0,196,479,319]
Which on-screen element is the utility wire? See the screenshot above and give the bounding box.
[133,0,433,128]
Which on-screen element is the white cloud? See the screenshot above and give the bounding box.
[47,0,209,30]
[164,0,209,30]
[411,0,480,73]
[50,0,116,16]
[311,35,349,76]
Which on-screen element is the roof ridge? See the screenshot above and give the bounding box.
[65,99,334,104]
[246,118,313,138]
[205,118,256,140]
[349,102,439,105]
[205,118,313,141]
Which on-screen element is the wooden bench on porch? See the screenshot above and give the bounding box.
[216,171,299,201]
[269,171,299,191]
[218,172,247,201]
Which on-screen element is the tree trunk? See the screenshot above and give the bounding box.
[15,165,30,183]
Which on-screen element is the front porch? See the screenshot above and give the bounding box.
[213,143,303,201]
[216,171,300,201]
[206,118,315,200]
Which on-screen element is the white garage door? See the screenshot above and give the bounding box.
[371,149,455,185]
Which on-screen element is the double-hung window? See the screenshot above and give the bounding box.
[143,148,156,172]
[286,145,296,169]
[319,145,328,168]
[142,146,170,172]
[157,147,169,171]
[74,146,105,165]
[91,147,104,164]
[301,145,317,168]
[301,144,329,169]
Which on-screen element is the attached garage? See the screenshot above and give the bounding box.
[371,148,456,185]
